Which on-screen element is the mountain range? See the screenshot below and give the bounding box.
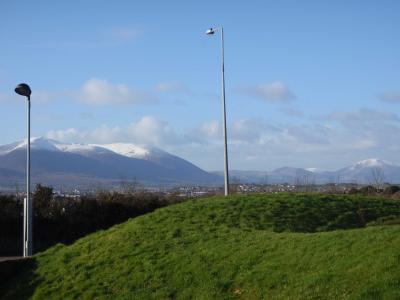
[0,137,399,190]
[215,158,400,185]
[0,137,221,190]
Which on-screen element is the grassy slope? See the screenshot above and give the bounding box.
[1,194,400,299]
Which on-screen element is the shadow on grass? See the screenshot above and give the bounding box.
[0,258,39,299]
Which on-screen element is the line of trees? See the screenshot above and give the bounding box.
[0,184,183,256]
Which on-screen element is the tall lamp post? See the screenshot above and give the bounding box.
[206,27,229,196]
[15,83,32,257]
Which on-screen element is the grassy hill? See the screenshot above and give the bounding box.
[1,193,400,299]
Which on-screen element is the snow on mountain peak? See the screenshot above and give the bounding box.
[3,137,107,154]
[0,137,159,159]
[57,143,112,154]
[98,143,167,159]
[30,137,61,150]
[98,143,149,159]
[350,158,393,170]
[0,136,60,154]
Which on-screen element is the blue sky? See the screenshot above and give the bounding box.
[1,1,400,171]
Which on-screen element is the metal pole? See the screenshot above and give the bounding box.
[221,27,229,196]
[24,96,32,257]
[23,196,26,256]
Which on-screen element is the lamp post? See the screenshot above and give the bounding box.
[15,83,32,257]
[206,27,230,196]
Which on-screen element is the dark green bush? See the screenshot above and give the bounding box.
[384,185,400,196]
[368,215,400,226]
[359,185,377,195]
[0,185,183,256]
[271,194,400,233]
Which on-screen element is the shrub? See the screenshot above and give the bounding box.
[271,194,400,233]
[359,185,376,195]
[367,215,400,226]
[384,185,400,196]
[0,185,184,256]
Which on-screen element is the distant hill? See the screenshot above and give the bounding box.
[214,158,400,184]
[0,137,221,188]
[2,137,400,188]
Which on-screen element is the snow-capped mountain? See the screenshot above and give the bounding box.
[98,143,160,159]
[346,158,391,170]
[215,167,316,184]
[1,137,400,188]
[335,158,400,183]
[0,137,156,158]
[0,137,59,154]
[305,168,324,173]
[0,137,221,188]
[213,159,400,184]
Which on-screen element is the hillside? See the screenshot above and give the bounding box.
[0,137,221,188]
[1,194,400,299]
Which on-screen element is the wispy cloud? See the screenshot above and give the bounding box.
[327,108,400,124]
[77,78,154,106]
[378,91,400,103]
[185,121,221,143]
[46,116,180,146]
[45,108,400,170]
[279,107,305,118]
[3,78,155,106]
[186,119,278,145]
[241,81,296,103]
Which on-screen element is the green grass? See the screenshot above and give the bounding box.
[1,194,400,299]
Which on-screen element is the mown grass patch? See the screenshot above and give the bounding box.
[1,193,399,299]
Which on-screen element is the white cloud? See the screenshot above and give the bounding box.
[78,78,153,106]
[184,121,220,143]
[186,119,277,145]
[181,109,400,170]
[3,78,154,106]
[200,121,221,139]
[89,125,124,143]
[230,119,277,143]
[244,81,295,103]
[46,116,179,146]
[127,116,180,145]
[45,109,400,171]
[47,128,84,142]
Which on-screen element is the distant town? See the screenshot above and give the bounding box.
[2,182,399,200]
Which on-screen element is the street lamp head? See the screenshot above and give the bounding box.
[206,28,215,35]
[15,83,31,98]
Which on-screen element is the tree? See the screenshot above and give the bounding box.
[384,185,400,196]
[33,184,54,218]
[119,176,139,194]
